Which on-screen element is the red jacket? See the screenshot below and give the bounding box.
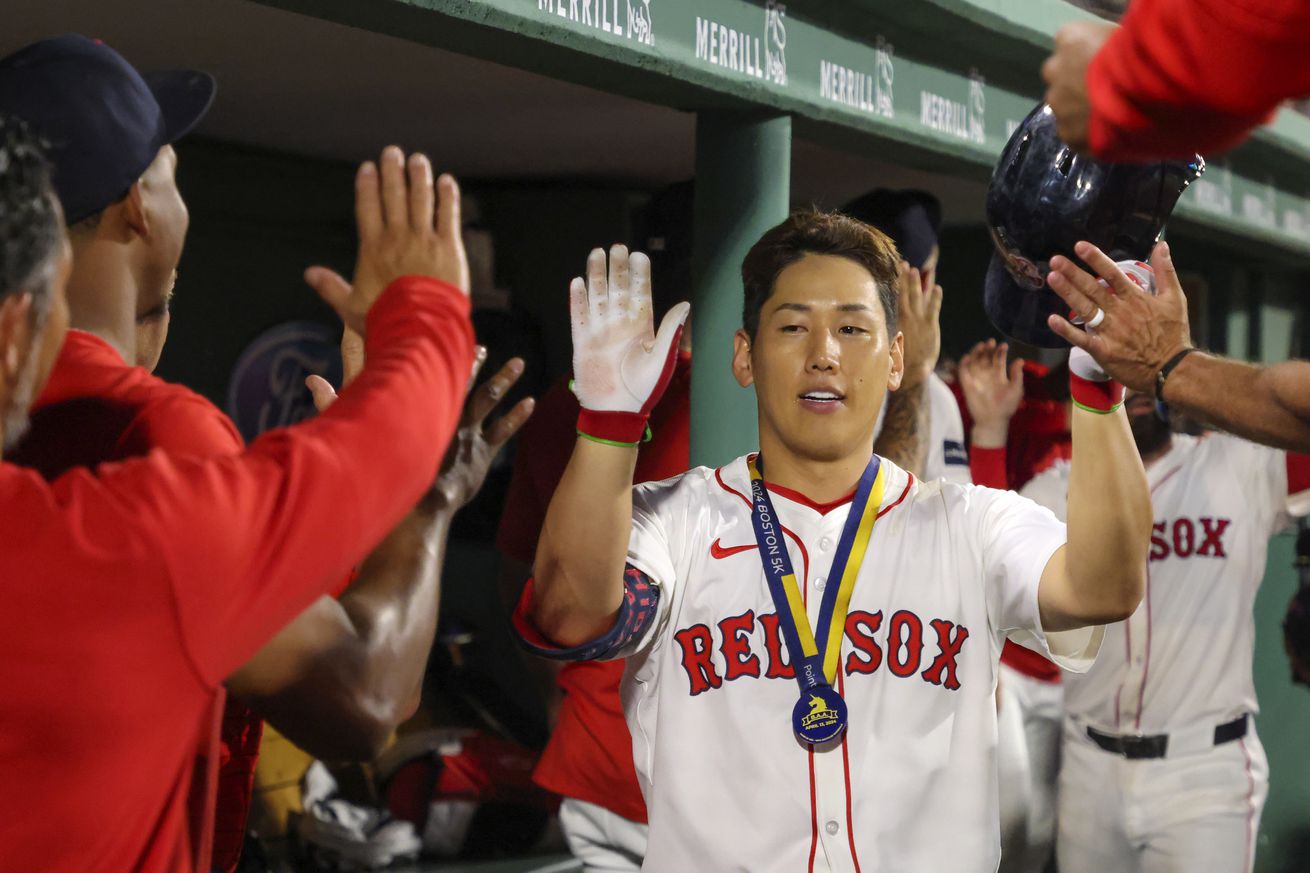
[0,278,472,872]
[1087,0,1310,159]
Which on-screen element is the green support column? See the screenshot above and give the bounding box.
[689,111,791,469]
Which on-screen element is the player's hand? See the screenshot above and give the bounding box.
[570,244,690,414]
[1045,240,1193,395]
[431,353,535,510]
[894,260,943,390]
[1042,21,1115,153]
[307,348,534,510]
[305,146,469,336]
[958,339,1023,449]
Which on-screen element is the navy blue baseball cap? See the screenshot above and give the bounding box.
[841,189,942,270]
[0,34,215,224]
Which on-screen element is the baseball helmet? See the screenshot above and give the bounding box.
[984,103,1204,348]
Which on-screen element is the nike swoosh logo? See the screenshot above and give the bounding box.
[710,539,757,560]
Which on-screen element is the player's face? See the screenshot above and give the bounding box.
[733,253,903,463]
[134,146,188,346]
[1125,389,1170,458]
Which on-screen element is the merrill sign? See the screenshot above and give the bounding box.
[537,0,655,46]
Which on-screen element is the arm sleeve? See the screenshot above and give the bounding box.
[508,477,683,660]
[969,447,1008,490]
[512,565,661,661]
[116,395,245,460]
[77,277,475,686]
[973,485,1102,672]
[1087,0,1310,160]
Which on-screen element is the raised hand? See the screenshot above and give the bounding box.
[958,339,1024,448]
[307,348,534,508]
[432,355,535,510]
[1042,21,1115,153]
[570,244,689,421]
[895,260,943,388]
[305,145,469,336]
[1045,240,1193,394]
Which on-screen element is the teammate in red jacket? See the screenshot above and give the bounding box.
[1042,0,1310,160]
[0,116,473,872]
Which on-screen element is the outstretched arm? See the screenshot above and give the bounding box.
[1046,240,1310,453]
[227,357,533,760]
[1038,253,1155,630]
[529,246,688,647]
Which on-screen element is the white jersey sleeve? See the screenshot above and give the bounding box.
[969,484,1102,672]
[925,373,972,485]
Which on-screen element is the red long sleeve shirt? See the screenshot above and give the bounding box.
[9,328,272,873]
[0,277,473,872]
[1087,0,1310,160]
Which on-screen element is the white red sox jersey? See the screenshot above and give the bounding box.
[874,373,972,485]
[1020,433,1310,734]
[613,454,1101,873]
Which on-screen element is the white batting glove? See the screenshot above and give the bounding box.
[570,244,690,444]
[1069,346,1110,383]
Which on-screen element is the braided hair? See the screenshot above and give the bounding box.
[0,113,61,317]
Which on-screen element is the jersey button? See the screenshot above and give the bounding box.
[820,537,833,551]
[814,577,826,591]
[825,820,840,835]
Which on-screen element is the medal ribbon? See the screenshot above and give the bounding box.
[746,454,885,690]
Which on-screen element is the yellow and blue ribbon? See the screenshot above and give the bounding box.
[746,454,884,741]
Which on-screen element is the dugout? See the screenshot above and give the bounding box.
[7,0,1310,869]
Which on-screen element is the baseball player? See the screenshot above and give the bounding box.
[497,196,944,872]
[1024,256,1310,873]
[513,209,1152,872]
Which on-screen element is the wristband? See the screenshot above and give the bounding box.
[1070,370,1125,414]
[1155,348,1196,402]
[576,409,651,446]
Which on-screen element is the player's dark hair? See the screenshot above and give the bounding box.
[741,209,900,341]
[0,114,61,319]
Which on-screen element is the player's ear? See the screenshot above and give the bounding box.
[732,329,754,388]
[886,330,905,392]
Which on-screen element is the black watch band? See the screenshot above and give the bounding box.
[1156,348,1197,402]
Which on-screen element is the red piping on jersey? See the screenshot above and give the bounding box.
[807,747,819,873]
[1115,622,1127,731]
[765,480,857,515]
[1240,736,1256,873]
[837,670,864,872]
[1134,567,1153,731]
[877,476,914,519]
[1115,463,1181,731]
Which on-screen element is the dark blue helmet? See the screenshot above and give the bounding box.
[984,103,1204,348]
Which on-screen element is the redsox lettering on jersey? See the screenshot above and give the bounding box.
[671,605,970,695]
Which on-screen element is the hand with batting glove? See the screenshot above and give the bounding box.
[571,244,690,446]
